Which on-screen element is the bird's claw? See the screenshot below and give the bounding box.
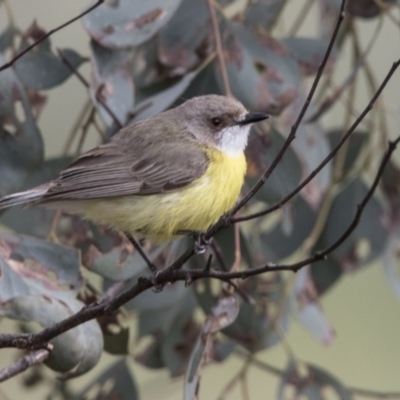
[151,270,164,293]
[193,233,213,254]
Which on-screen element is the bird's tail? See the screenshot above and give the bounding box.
[0,186,48,210]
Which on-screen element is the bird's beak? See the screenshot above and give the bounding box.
[236,112,270,126]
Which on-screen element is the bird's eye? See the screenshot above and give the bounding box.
[211,117,222,127]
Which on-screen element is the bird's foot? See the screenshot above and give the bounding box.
[151,270,164,293]
[192,232,213,254]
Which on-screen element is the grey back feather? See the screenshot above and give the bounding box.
[36,115,209,202]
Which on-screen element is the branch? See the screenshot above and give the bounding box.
[0,346,52,383]
[231,0,346,215]
[307,15,383,123]
[233,58,400,223]
[125,233,157,274]
[0,0,105,72]
[206,0,231,96]
[0,133,398,351]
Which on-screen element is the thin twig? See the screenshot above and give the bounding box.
[0,0,105,72]
[57,49,124,129]
[125,233,158,274]
[230,224,241,272]
[206,0,231,96]
[307,16,382,123]
[0,347,52,383]
[211,241,255,304]
[230,0,346,215]
[233,58,400,223]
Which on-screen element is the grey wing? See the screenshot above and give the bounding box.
[39,141,209,202]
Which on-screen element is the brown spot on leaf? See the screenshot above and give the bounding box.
[224,34,244,69]
[23,20,47,43]
[125,8,166,31]
[253,30,289,56]
[28,90,48,117]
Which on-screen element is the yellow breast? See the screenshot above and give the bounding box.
[81,148,247,240]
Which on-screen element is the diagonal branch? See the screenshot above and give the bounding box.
[233,58,400,223]
[231,0,347,215]
[206,0,231,96]
[0,0,105,72]
[0,346,52,383]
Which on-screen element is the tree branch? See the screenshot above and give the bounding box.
[0,0,105,72]
[0,133,398,351]
[206,0,231,96]
[0,346,52,383]
[233,58,400,223]
[125,233,157,274]
[231,0,346,215]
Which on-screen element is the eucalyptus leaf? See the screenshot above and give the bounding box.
[131,70,198,123]
[184,335,204,400]
[310,254,343,295]
[282,37,337,75]
[260,197,317,262]
[319,178,387,268]
[15,44,87,90]
[290,121,332,203]
[74,360,138,400]
[0,26,17,52]
[138,289,197,338]
[83,0,182,48]
[135,340,165,369]
[161,313,200,376]
[278,362,354,400]
[0,157,71,237]
[217,22,300,114]
[244,0,285,31]
[90,41,135,127]
[0,233,82,300]
[0,296,103,379]
[196,275,289,352]
[291,268,336,344]
[0,233,102,377]
[158,0,210,73]
[245,127,302,204]
[346,0,396,18]
[382,226,400,302]
[0,54,43,197]
[327,130,368,174]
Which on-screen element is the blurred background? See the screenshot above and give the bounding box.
[0,1,400,399]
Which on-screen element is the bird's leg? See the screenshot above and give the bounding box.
[124,233,164,291]
[191,232,213,254]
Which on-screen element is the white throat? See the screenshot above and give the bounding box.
[216,124,251,157]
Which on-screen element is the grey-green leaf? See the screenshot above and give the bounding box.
[0,54,43,197]
[83,0,183,48]
[15,45,87,90]
[74,359,138,400]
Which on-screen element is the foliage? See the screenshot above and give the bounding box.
[0,0,400,398]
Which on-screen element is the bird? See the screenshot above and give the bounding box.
[0,95,269,244]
